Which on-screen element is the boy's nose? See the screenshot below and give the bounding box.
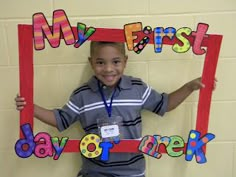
[104,64,113,72]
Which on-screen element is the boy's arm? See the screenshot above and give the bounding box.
[34,104,57,127]
[167,78,206,112]
[15,95,57,128]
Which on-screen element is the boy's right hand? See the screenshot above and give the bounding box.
[15,95,57,127]
[15,94,26,111]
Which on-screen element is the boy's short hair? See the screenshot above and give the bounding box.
[90,41,126,56]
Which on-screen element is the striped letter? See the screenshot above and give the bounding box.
[33,9,75,50]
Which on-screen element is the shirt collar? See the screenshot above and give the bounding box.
[87,75,132,92]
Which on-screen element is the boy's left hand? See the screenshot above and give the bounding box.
[187,77,217,91]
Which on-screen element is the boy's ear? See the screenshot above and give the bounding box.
[88,57,92,64]
[124,55,128,65]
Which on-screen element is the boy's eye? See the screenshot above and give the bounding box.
[113,60,121,64]
[96,61,104,65]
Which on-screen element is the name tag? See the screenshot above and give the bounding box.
[101,125,119,138]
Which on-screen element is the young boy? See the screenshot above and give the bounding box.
[16,41,209,177]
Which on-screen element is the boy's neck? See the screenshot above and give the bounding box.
[96,76,121,90]
[101,83,116,90]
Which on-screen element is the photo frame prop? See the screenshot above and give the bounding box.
[16,11,222,163]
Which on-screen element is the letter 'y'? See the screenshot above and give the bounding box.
[51,137,69,160]
[74,23,96,48]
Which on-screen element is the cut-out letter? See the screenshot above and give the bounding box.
[33,9,75,50]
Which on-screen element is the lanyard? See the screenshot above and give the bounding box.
[98,81,116,118]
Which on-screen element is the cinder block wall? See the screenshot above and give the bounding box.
[0,0,235,177]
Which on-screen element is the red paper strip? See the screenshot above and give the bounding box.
[195,35,223,152]
[18,25,34,138]
[63,140,187,153]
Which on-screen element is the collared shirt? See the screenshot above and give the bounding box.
[53,75,168,176]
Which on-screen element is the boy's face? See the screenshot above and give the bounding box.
[89,45,128,88]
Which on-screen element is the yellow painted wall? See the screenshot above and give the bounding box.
[0,0,235,177]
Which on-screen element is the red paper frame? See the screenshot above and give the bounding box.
[18,24,222,153]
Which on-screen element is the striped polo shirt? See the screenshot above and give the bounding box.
[53,75,168,177]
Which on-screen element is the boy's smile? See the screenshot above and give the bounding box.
[89,45,128,88]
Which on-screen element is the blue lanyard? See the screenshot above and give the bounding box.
[98,81,116,118]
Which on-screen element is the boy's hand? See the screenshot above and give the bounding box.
[167,77,217,111]
[15,94,26,111]
[186,77,217,91]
